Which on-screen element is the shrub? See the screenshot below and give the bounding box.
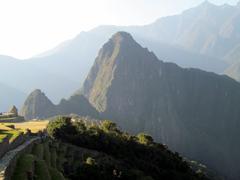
[85,157,96,166]
[47,116,77,140]
[100,120,119,133]
[137,133,153,145]
[6,124,15,129]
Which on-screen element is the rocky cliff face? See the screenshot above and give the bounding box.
[20,89,98,120]
[20,89,56,120]
[57,95,99,117]
[81,32,240,179]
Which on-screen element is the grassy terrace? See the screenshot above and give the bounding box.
[0,125,22,143]
[5,120,49,133]
[12,141,65,180]
[0,120,49,143]
[0,117,17,120]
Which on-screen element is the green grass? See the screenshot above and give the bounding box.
[56,144,68,171]
[4,120,49,133]
[49,167,65,180]
[0,120,48,143]
[43,142,51,166]
[0,117,16,120]
[32,144,44,159]
[34,159,51,180]
[12,141,67,180]
[0,134,8,142]
[50,148,57,168]
[12,154,35,180]
[65,146,74,165]
[9,130,22,142]
[0,129,22,143]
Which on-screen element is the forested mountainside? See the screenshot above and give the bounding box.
[16,116,208,180]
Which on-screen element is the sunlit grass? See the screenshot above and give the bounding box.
[12,154,35,180]
[0,120,49,143]
[0,130,22,143]
[4,120,49,133]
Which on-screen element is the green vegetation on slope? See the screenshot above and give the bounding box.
[0,124,22,142]
[11,116,212,180]
[12,154,35,180]
[34,159,51,180]
[12,141,65,180]
[45,116,209,180]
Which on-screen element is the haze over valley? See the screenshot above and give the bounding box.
[1,1,240,180]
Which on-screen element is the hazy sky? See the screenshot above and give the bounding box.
[0,0,238,59]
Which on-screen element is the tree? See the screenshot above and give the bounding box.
[86,157,96,166]
[100,120,119,133]
[47,116,77,140]
[137,133,154,145]
[74,120,87,132]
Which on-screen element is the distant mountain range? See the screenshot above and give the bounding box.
[4,1,240,110]
[28,0,240,80]
[0,82,26,111]
[0,55,79,111]
[22,32,240,180]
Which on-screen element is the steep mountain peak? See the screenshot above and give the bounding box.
[30,89,44,96]
[20,89,55,120]
[98,31,140,56]
[198,0,216,8]
[82,32,173,113]
[184,0,217,15]
[110,31,134,43]
[103,31,154,61]
[81,32,160,111]
[24,89,52,104]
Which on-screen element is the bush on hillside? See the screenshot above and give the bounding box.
[46,116,209,180]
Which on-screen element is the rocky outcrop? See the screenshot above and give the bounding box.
[20,89,56,120]
[81,32,240,179]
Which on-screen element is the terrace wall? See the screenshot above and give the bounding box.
[0,132,30,159]
[0,137,40,180]
[0,116,24,123]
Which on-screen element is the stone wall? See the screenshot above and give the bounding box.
[0,116,24,123]
[0,139,9,160]
[0,132,29,159]
[0,137,40,180]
